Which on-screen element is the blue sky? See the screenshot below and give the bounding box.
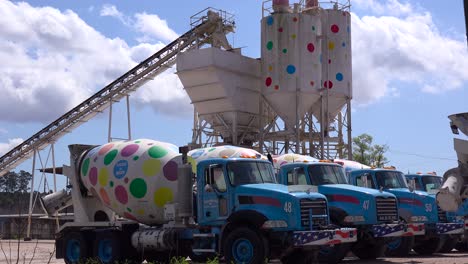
[0,0,467,190]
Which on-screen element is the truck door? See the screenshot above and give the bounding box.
[200,164,229,224]
[285,167,308,185]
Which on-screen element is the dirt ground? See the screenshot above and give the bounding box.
[0,240,467,264]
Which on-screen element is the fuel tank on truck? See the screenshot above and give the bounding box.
[79,139,183,225]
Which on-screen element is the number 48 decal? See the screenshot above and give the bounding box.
[284,202,292,213]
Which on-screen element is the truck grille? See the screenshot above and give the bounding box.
[300,198,328,228]
[376,197,398,222]
[438,206,447,222]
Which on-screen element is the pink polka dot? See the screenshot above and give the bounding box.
[89,167,98,186]
[274,85,279,90]
[121,144,139,157]
[278,27,283,32]
[98,144,114,155]
[100,188,110,206]
[307,43,315,53]
[163,161,178,181]
[331,24,339,33]
[324,80,333,89]
[124,212,138,221]
[265,77,272,87]
[115,185,128,204]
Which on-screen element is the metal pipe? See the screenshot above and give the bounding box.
[126,95,132,140]
[26,149,37,240]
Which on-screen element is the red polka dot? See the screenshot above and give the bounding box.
[293,17,298,22]
[310,81,315,86]
[274,85,279,90]
[328,59,331,64]
[124,212,138,221]
[307,43,315,53]
[331,24,339,33]
[278,27,283,32]
[265,77,272,87]
[324,81,333,89]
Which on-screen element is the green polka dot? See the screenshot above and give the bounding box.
[282,48,287,54]
[98,168,109,186]
[209,148,216,152]
[142,159,161,176]
[127,208,132,212]
[312,26,316,31]
[104,149,118,165]
[154,188,174,208]
[130,178,147,199]
[134,140,141,143]
[266,41,273,50]
[81,158,90,176]
[133,156,139,161]
[148,146,168,159]
[109,181,114,187]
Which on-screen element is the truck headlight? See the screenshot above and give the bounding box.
[344,215,365,223]
[410,216,428,222]
[262,220,288,229]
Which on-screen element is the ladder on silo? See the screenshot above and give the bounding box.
[0,8,235,177]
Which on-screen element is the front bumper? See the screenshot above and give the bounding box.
[372,223,425,237]
[436,222,465,235]
[293,228,357,246]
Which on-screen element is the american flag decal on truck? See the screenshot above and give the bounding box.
[293,228,357,246]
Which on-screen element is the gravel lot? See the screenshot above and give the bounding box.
[0,240,467,264]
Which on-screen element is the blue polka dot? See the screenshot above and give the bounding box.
[319,54,322,63]
[347,26,350,33]
[191,150,204,159]
[342,42,346,47]
[336,73,343,81]
[267,16,274,26]
[286,65,296,74]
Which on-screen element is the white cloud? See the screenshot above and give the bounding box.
[99,4,129,26]
[351,2,468,105]
[0,138,23,155]
[352,0,413,17]
[0,0,191,123]
[134,13,179,43]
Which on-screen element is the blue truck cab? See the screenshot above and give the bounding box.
[188,147,357,263]
[406,173,466,252]
[276,159,423,260]
[348,168,464,255]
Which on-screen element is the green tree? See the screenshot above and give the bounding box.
[352,134,389,167]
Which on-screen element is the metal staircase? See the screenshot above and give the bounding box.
[0,8,235,176]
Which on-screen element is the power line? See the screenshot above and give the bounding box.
[388,149,457,161]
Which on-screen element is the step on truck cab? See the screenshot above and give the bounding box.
[406,172,466,252]
[274,154,423,262]
[54,140,357,264]
[348,167,464,255]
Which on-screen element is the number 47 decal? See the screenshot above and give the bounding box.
[363,200,370,210]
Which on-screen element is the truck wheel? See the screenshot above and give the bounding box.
[93,231,121,264]
[385,236,415,257]
[439,236,458,253]
[413,237,444,255]
[223,227,266,264]
[455,241,468,252]
[352,239,386,259]
[318,243,351,264]
[63,232,88,264]
[281,249,317,264]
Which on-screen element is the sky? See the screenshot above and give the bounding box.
[0,0,467,191]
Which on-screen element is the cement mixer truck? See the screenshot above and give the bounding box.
[437,113,468,212]
[273,154,424,261]
[49,139,356,264]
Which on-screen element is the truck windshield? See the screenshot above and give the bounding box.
[308,165,348,185]
[227,161,276,186]
[422,176,442,192]
[376,171,408,189]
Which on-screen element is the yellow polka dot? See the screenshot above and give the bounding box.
[142,159,161,176]
[154,187,174,208]
[291,34,297,39]
[268,65,273,72]
[136,209,145,215]
[188,156,197,174]
[98,167,109,186]
[328,41,335,50]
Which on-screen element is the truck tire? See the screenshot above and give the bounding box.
[352,239,386,259]
[385,236,415,257]
[455,241,468,252]
[223,227,267,264]
[413,237,444,255]
[318,243,351,264]
[439,236,458,253]
[63,232,88,264]
[93,231,121,264]
[281,249,317,264]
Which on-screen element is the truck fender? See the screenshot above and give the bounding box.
[398,209,412,223]
[329,207,348,225]
[219,210,268,253]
